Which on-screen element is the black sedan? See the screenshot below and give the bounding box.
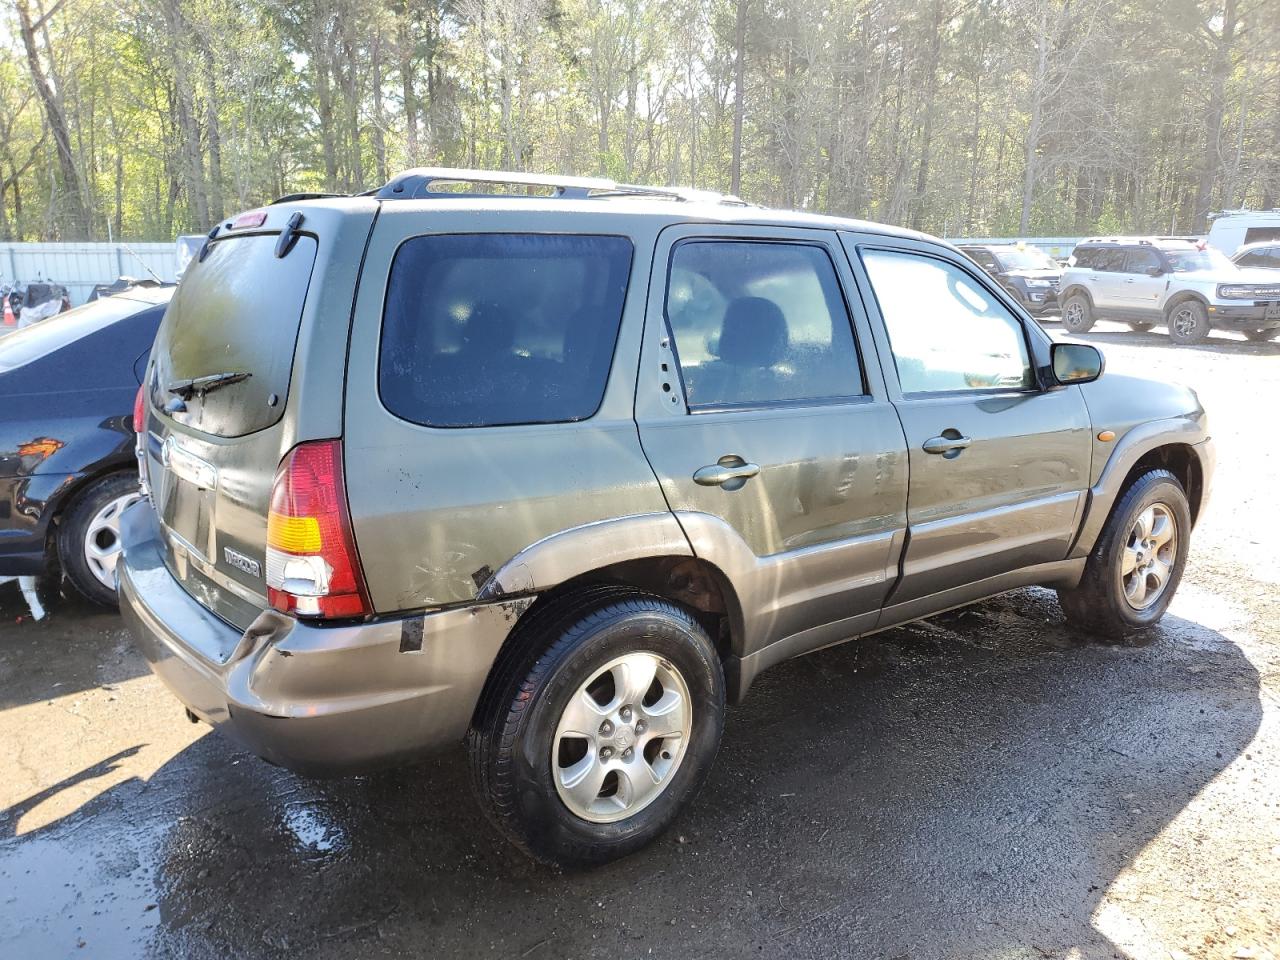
[0,287,172,605]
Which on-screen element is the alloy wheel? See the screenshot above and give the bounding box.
[552,652,692,823]
[1121,502,1178,610]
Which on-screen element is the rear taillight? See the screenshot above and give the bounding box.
[265,440,371,620]
[133,384,147,432]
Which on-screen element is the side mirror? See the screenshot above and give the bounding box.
[1052,342,1104,385]
[1146,265,1164,277]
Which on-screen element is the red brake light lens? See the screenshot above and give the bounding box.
[232,211,268,230]
[133,384,147,433]
[265,440,371,620]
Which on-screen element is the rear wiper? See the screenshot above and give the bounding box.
[167,371,252,401]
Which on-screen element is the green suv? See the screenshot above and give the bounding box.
[119,169,1214,866]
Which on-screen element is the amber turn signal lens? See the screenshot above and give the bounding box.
[1097,430,1116,442]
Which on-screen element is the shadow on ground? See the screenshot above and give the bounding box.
[0,578,148,710]
[0,588,1262,959]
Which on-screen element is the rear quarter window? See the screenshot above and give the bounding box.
[378,233,633,428]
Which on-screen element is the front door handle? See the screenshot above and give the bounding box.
[922,435,971,456]
[694,457,760,489]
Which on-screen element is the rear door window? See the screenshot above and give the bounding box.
[379,233,633,428]
[664,240,864,408]
[150,233,317,438]
[1125,248,1162,273]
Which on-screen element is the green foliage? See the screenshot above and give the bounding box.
[0,0,1277,241]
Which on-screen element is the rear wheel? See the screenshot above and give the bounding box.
[1127,320,1156,333]
[1060,294,1096,334]
[1244,328,1279,342]
[57,472,143,606]
[469,586,725,867]
[1057,469,1190,641]
[1167,300,1211,345]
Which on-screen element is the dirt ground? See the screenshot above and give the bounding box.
[1,320,1277,960]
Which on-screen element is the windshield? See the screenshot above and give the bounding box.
[995,247,1059,271]
[1163,247,1237,273]
[0,290,171,372]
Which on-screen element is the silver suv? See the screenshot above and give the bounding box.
[1059,237,1280,343]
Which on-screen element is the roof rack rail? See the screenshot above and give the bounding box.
[373,167,746,205]
[272,192,348,204]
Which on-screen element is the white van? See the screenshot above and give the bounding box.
[1207,210,1280,255]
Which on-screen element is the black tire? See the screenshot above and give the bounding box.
[1057,469,1191,642]
[1167,299,1211,345]
[1127,320,1156,333]
[1060,293,1096,334]
[57,472,143,606]
[469,585,725,867]
[1244,328,1279,342]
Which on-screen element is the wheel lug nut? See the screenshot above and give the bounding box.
[635,720,646,734]
[600,746,614,760]
[620,706,632,722]
[622,747,634,761]
[599,720,614,736]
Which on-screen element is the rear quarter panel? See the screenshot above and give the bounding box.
[342,204,676,613]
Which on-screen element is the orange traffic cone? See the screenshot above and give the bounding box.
[2,299,14,326]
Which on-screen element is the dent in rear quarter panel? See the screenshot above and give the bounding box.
[342,204,675,613]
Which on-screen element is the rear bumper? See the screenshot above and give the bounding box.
[118,501,528,776]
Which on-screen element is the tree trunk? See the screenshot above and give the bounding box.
[1193,0,1237,232]
[14,0,89,238]
[730,0,746,196]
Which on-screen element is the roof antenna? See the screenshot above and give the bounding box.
[119,241,166,285]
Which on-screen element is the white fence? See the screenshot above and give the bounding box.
[0,242,180,306]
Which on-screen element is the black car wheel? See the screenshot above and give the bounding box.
[1167,300,1211,345]
[469,585,725,867]
[58,472,143,606]
[1060,294,1096,333]
[1057,469,1190,642]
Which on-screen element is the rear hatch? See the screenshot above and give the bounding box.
[140,201,376,630]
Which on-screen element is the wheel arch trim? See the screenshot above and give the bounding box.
[1070,419,1211,558]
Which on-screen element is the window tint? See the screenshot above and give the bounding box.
[1243,227,1280,246]
[1093,248,1128,272]
[1070,247,1097,269]
[152,233,317,438]
[379,234,632,427]
[963,248,999,271]
[861,249,1034,395]
[665,241,863,408]
[1125,248,1162,273]
[1236,251,1268,268]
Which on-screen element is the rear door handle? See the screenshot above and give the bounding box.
[694,457,760,488]
[922,435,972,455]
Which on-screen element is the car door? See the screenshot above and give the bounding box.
[1118,247,1166,309]
[1087,247,1130,309]
[844,235,1093,611]
[635,225,909,660]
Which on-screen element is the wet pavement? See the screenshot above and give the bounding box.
[2,321,1278,960]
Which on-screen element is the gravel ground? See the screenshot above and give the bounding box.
[0,320,1277,960]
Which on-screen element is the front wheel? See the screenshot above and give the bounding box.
[1167,300,1211,344]
[1244,328,1279,342]
[1058,469,1190,641]
[1060,294,1096,334]
[57,472,143,606]
[469,586,725,867]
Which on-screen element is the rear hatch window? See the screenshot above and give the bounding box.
[150,232,318,437]
[378,233,633,428]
